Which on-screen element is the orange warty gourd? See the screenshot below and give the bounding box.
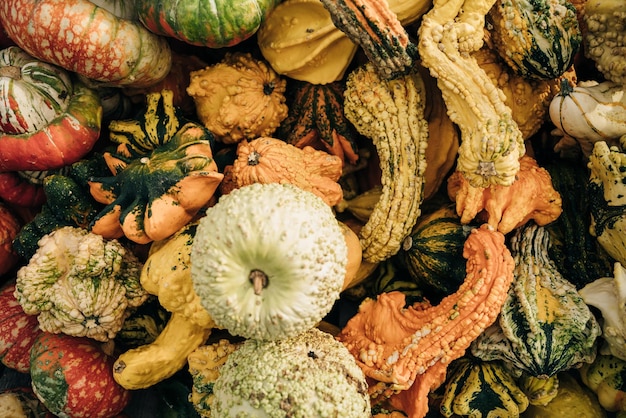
[447,155,563,235]
[187,52,288,144]
[228,137,344,206]
[337,224,515,418]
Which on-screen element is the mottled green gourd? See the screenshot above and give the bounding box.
[471,223,601,377]
[488,0,581,80]
[191,182,347,341]
[211,328,370,417]
[135,0,281,48]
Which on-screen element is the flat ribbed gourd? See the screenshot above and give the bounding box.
[190,182,347,341]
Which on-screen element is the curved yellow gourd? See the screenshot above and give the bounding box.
[112,223,215,390]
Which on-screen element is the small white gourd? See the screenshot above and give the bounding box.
[549,79,626,157]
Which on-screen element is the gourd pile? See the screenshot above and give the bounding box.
[1,0,626,416]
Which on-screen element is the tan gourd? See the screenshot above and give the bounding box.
[187,52,288,144]
[257,0,432,84]
[343,62,429,263]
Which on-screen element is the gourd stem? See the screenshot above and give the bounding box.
[559,78,574,96]
[247,150,261,166]
[263,81,276,96]
[0,66,21,80]
[249,269,268,295]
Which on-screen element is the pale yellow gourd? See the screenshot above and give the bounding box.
[113,223,215,390]
[417,0,525,188]
[257,0,432,84]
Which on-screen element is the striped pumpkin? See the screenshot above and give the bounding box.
[136,0,281,48]
[0,46,72,135]
[398,205,471,297]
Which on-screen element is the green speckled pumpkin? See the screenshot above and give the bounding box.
[136,0,281,48]
[29,332,130,418]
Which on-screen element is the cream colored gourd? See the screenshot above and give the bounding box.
[190,182,347,341]
[549,79,626,157]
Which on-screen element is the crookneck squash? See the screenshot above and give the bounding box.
[0,0,172,87]
[471,223,601,378]
[191,182,347,341]
[228,136,344,206]
[337,224,515,418]
[113,222,215,390]
[343,62,429,263]
[89,90,223,244]
[418,0,525,188]
[487,0,581,80]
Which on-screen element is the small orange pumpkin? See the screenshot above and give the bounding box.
[228,137,344,206]
[187,52,288,144]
